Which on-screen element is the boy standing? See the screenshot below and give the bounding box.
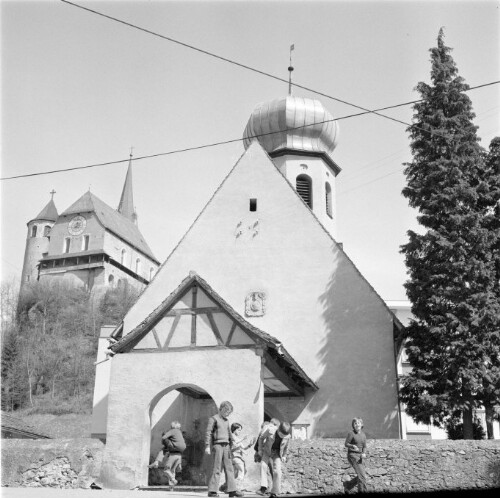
[258,420,291,498]
[344,417,367,493]
[205,401,243,498]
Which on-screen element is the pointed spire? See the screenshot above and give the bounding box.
[117,149,137,225]
[33,191,58,222]
[288,44,295,96]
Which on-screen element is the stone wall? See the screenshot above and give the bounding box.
[1,439,104,489]
[2,438,500,492]
[282,439,500,494]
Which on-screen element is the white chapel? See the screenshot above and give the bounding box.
[92,94,404,489]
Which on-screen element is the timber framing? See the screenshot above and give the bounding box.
[110,272,318,394]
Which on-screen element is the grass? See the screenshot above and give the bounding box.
[7,392,94,438]
[14,410,93,438]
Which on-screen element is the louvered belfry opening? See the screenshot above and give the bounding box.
[296,174,312,208]
[325,182,332,218]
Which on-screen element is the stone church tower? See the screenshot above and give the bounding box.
[20,193,58,291]
[20,156,160,294]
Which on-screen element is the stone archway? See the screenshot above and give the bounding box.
[99,347,263,489]
[147,383,217,486]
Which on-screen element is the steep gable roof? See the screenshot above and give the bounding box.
[111,272,317,391]
[61,191,158,263]
[31,199,58,223]
[144,141,403,332]
[120,140,403,383]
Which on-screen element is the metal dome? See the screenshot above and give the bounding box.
[242,96,339,161]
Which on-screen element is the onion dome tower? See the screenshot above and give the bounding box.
[242,60,341,237]
[20,191,58,291]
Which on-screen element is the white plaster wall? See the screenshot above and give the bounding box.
[272,155,337,239]
[21,221,51,285]
[47,214,104,255]
[103,232,158,281]
[91,326,115,440]
[100,348,263,489]
[121,142,400,439]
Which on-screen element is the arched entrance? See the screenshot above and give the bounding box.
[147,383,217,486]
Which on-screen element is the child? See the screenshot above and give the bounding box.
[231,423,255,491]
[344,417,367,493]
[149,420,186,486]
[257,419,289,497]
[253,421,270,463]
[205,401,244,498]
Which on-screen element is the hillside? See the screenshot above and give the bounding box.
[1,281,138,417]
[14,411,93,439]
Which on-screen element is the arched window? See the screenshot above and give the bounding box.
[296,174,313,208]
[64,237,70,253]
[82,234,90,251]
[108,275,114,287]
[121,249,126,265]
[149,267,155,280]
[31,225,37,237]
[43,225,51,237]
[136,258,141,274]
[325,182,333,218]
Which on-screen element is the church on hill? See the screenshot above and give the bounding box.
[20,156,160,294]
[93,94,404,490]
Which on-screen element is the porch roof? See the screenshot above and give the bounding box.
[110,272,318,392]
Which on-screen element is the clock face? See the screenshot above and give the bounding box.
[68,215,87,236]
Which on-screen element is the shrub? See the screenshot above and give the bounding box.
[445,418,486,440]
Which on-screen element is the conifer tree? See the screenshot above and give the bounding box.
[400,29,500,439]
[481,137,500,438]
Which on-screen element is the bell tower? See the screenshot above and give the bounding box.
[242,95,341,238]
[20,191,58,291]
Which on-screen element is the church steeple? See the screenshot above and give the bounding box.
[20,191,59,292]
[117,150,137,225]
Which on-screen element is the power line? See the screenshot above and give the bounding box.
[58,0,470,133]
[338,169,404,197]
[59,1,499,143]
[1,80,498,182]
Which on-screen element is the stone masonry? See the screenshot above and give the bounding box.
[282,439,500,494]
[2,438,499,492]
[1,439,104,489]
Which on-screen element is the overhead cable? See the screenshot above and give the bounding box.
[2,80,498,182]
[59,0,499,142]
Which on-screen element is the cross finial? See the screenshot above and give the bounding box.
[50,189,56,200]
[288,44,295,96]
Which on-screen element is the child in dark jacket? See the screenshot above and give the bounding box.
[149,420,187,486]
[258,420,291,498]
[344,417,367,493]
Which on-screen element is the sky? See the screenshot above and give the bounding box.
[1,0,499,301]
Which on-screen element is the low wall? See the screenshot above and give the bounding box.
[283,439,500,494]
[2,438,499,492]
[1,438,104,489]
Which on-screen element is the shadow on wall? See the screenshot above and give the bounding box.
[308,247,400,438]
